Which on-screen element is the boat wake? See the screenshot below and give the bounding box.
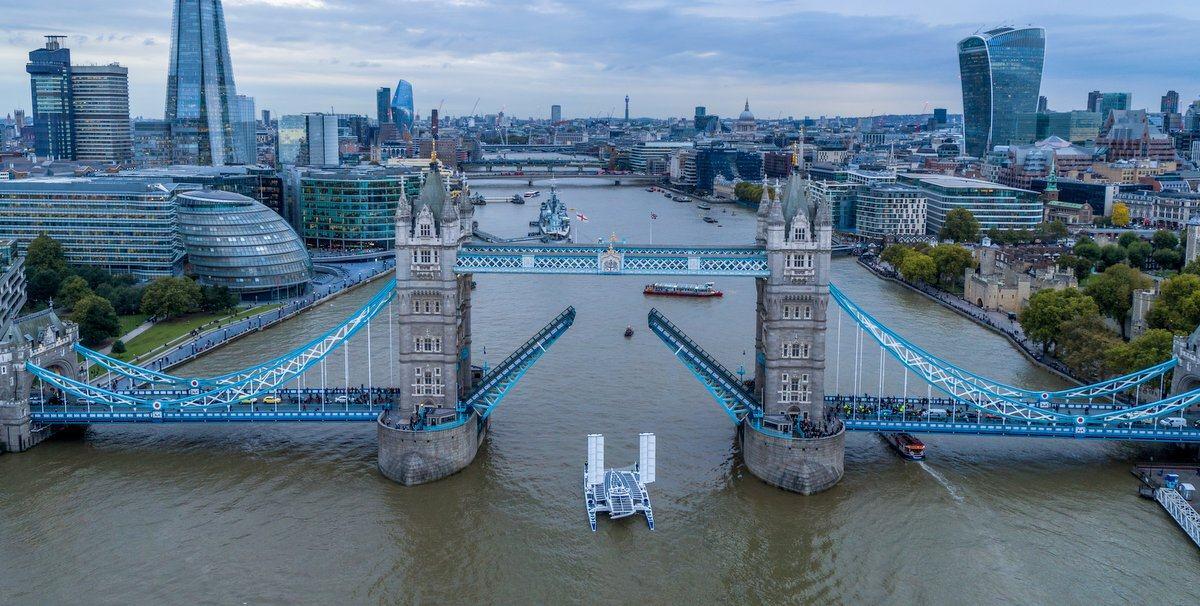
[917,461,964,503]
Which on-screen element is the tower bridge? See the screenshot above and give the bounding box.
[7,163,1200,495]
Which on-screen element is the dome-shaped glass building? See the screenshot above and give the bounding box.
[177,190,313,300]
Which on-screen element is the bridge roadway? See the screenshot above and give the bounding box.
[32,391,1200,443]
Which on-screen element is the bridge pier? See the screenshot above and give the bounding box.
[747,172,845,494]
[741,422,845,494]
[0,399,39,452]
[378,414,488,485]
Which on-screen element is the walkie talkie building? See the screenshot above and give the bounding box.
[958,27,1045,158]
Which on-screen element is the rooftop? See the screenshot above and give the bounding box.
[899,173,1030,192]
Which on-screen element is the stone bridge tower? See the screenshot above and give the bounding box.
[0,245,81,452]
[744,172,845,494]
[378,159,482,485]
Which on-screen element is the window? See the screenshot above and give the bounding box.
[418,221,432,238]
[791,223,808,241]
[785,253,814,271]
[803,305,813,320]
[412,366,444,396]
[414,336,442,353]
[413,248,439,267]
[779,372,812,404]
[782,341,810,359]
[411,297,442,314]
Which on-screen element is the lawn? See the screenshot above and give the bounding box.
[117,314,149,337]
[113,304,281,362]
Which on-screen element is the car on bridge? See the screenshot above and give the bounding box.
[263,395,282,405]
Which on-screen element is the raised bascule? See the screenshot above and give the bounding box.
[9,160,1200,496]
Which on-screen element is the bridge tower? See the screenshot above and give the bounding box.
[0,246,81,452]
[377,159,483,485]
[744,172,845,494]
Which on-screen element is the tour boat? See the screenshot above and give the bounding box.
[643,282,723,298]
[703,216,718,224]
[523,190,541,198]
[881,432,925,460]
[697,203,712,210]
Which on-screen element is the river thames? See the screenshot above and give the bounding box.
[1,181,1196,603]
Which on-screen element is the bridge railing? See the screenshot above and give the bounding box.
[647,308,759,422]
[461,306,577,418]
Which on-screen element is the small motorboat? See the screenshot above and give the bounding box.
[703,216,718,223]
[697,203,712,210]
[624,325,634,338]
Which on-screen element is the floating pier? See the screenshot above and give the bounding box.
[584,433,656,531]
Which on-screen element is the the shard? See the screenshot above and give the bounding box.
[165,0,240,165]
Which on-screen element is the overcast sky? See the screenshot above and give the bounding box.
[2,0,1198,121]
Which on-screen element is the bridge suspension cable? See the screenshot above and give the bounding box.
[29,283,395,409]
[76,279,397,390]
[829,284,1175,403]
[829,285,1200,424]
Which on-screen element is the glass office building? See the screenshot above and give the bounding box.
[958,27,1045,157]
[71,64,132,162]
[391,80,414,136]
[176,190,312,300]
[300,168,421,251]
[165,0,240,165]
[0,179,185,277]
[898,174,1042,234]
[26,36,74,159]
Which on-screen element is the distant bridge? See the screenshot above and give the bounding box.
[463,171,658,185]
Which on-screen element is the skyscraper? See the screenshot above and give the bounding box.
[165,0,240,165]
[71,64,131,162]
[26,36,73,159]
[957,26,1045,157]
[232,94,256,164]
[551,104,561,123]
[625,95,630,122]
[1162,90,1180,115]
[390,80,414,137]
[1087,91,1131,119]
[376,87,391,125]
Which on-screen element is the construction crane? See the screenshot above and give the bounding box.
[469,97,480,117]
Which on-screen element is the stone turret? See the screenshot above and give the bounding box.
[745,169,842,495]
[379,160,480,486]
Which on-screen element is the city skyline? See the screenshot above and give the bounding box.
[1,1,1199,120]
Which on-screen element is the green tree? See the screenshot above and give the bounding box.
[1152,248,1183,271]
[1111,202,1131,227]
[898,252,937,284]
[112,286,144,316]
[1097,244,1127,271]
[111,339,127,355]
[200,285,239,313]
[1040,220,1069,240]
[734,182,764,203]
[55,275,93,310]
[26,268,64,304]
[880,244,913,268]
[1117,232,1141,248]
[1056,254,1092,282]
[939,208,980,243]
[1058,315,1122,381]
[72,295,120,347]
[1151,230,1179,251]
[1083,263,1151,338]
[1074,237,1102,264]
[1147,274,1200,333]
[1019,288,1100,353]
[140,276,203,319]
[1124,240,1153,269]
[1106,329,1174,375]
[929,244,975,288]
[24,233,68,276]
